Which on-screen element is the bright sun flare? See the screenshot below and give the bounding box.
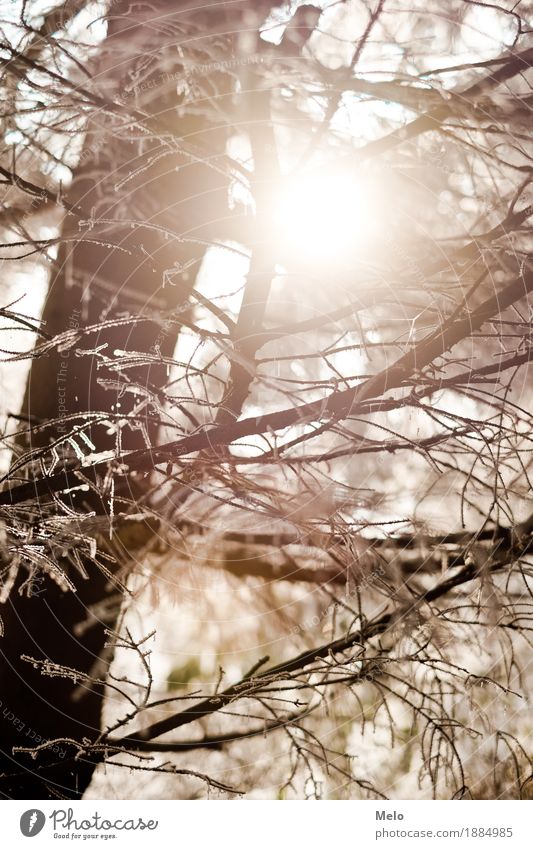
[274,168,375,266]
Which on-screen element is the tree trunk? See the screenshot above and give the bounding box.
[0,0,236,798]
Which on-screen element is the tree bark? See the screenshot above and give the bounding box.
[0,0,236,798]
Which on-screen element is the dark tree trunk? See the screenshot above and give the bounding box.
[0,0,238,798]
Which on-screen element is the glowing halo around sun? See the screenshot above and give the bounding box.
[272,167,378,267]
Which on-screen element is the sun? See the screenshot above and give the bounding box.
[273,166,377,267]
